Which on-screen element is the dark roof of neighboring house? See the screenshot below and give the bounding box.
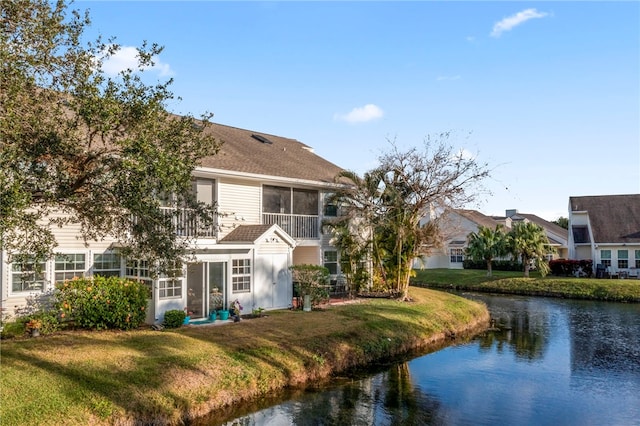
[516,213,568,240]
[461,209,568,246]
[456,209,501,229]
[199,123,345,184]
[219,225,274,243]
[570,194,640,243]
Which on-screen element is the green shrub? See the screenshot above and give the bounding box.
[55,276,148,330]
[290,264,330,307]
[24,311,60,335]
[0,320,26,339]
[163,309,186,328]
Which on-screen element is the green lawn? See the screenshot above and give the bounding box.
[0,287,488,426]
[411,268,640,302]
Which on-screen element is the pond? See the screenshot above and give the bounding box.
[202,293,640,425]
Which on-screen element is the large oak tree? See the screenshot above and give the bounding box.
[1,0,221,271]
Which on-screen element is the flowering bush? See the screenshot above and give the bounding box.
[55,276,148,330]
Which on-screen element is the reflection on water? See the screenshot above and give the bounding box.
[208,294,640,426]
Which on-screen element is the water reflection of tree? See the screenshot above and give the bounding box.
[381,362,442,425]
[252,362,443,425]
[477,302,548,362]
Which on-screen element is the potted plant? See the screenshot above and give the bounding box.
[230,299,243,322]
[26,319,42,337]
[183,307,193,324]
[209,288,223,321]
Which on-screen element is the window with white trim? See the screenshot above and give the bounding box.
[158,261,183,299]
[93,252,121,277]
[11,257,47,292]
[232,259,251,293]
[618,250,628,269]
[54,253,86,283]
[635,250,640,268]
[450,248,464,263]
[159,279,182,298]
[125,259,153,295]
[324,250,338,275]
[600,250,611,268]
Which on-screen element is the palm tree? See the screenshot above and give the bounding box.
[465,225,508,277]
[508,222,555,277]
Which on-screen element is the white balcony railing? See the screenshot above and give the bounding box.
[262,213,319,239]
[160,207,217,238]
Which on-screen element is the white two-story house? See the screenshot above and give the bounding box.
[0,123,346,323]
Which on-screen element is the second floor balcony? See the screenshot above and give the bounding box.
[160,207,217,238]
[262,213,319,239]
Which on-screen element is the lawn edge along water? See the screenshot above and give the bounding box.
[412,269,640,303]
[0,287,489,426]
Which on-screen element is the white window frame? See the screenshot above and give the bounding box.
[159,278,182,299]
[125,259,153,296]
[324,250,339,275]
[450,248,464,263]
[53,253,86,283]
[11,256,47,293]
[232,259,251,293]
[93,252,122,278]
[618,250,629,269]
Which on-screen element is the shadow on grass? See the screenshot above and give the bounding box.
[1,289,488,425]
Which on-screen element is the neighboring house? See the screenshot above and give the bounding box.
[1,123,346,323]
[568,194,640,277]
[415,208,568,269]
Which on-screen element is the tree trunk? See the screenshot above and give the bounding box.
[487,259,493,277]
[523,256,530,277]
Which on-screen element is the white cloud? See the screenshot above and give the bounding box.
[491,8,548,38]
[334,104,384,124]
[100,45,174,77]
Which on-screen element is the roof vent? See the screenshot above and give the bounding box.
[251,134,272,144]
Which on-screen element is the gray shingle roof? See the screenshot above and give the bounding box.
[570,194,640,243]
[457,209,501,229]
[198,123,344,184]
[517,213,568,240]
[219,225,274,243]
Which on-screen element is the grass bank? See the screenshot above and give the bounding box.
[412,269,640,303]
[0,287,488,426]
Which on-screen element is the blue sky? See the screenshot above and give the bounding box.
[79,1,639,221]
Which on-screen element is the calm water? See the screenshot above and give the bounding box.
[209,294,640,426]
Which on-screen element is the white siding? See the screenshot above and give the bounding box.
[217,178,261,239]
[257,240,290,256]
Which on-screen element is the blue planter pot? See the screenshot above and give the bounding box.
[209,311,217,321]
[183,315,191,325]
[219,310,229,321]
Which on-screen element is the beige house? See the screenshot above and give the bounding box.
[415,209,568,269]
[1,123,346,323]
[569,194,640,278]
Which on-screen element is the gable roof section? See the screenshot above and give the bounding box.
[199,123,344,184]
[219,224,296,247]
[456,209,501,229]
[517,213,568,242]
[570,194,640,244]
